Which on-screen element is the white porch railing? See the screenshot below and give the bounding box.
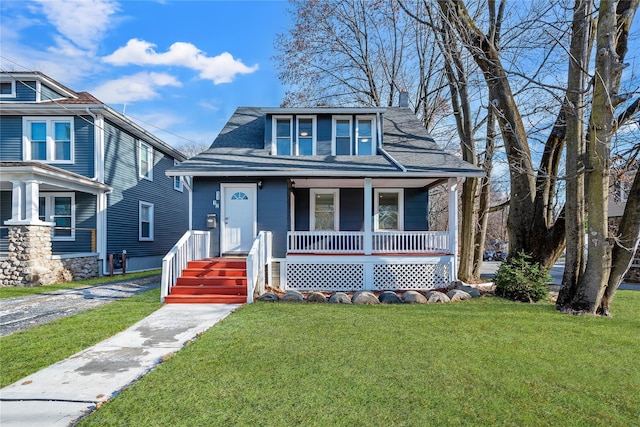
[161,230,210,301]
[287,231,450,254]
[246,231,273,303]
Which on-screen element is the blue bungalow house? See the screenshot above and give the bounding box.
[0,72,189,285]
[161,94,484,303]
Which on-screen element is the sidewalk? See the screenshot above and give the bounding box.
[0,303,240,427]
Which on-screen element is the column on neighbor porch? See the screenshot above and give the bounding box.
[448,177,459,281]
[9,180,42,223]
[363,178,374,290]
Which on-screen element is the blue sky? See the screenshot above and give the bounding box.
[0,0,291,149]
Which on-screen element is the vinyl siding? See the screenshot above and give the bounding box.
[257,179,288,258]
[0,116,22,160]
[40,83,66,102]
[316,115,332,155]
[51,192,96,254]
[404,187,428,230]
[104,119,188,261]
[293,189,310,231]
[192,178,221,255]
[340,188,364,231]
[15,81,37,102]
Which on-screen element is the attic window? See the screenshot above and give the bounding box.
[0,81,16,98]
[274,116,293,155]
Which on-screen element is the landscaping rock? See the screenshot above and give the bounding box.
[351,290,380,304]
[306,292,327,303]
[427,290,451,303]
[447,289,472,302]
[457,285,481,298]
[401,290,428,304]
[281,290,305,302]
[328,292,352,304]
[258,292,280,302]
[378,291,402,304]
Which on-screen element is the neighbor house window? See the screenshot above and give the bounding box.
[374,189,404,231]
[356,117,375,156]
[332,116,352,155]
[310,189,339,231]
[173,159,183,192]
[139,201,154,241]
[139,141,153,181]
[296,116,316,155]
[0,80,16,98]
[39,193,75,240]
[273,116,293,155]
[23,117,73,162]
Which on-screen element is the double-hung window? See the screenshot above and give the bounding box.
[296,116,315,155]
[139,201,154,241]
[1,80,16,98]
[38,193,75,240]
[310,189,339,231]
[356,117,375,156]
[23,117,73,162]
[374,189,404,231]
[274,116,293,155]
[333,117,353,155]
[139,141,153,181]
[173,159,183,192]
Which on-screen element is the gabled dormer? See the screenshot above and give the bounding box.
[0,72,77,103]
[263,108,385,157]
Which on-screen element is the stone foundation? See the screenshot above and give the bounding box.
[0,224,99,287]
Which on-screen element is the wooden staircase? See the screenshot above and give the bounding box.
[164,257,248,304]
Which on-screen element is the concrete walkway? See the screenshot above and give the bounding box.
[0,303,240,427]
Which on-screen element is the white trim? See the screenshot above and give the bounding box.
[220,183,258,253]
[295,115,316,155]
[374,188,404,231]
[139,200,154,241]
[173,160,184,191]
[332,116,353,156]
[355,115,376,156]
[138,140,153,181]
[22,116,75,163]
[35,81,42,102]
[0,79,16,98]
[93,111,105,182]
[40,192,76,241]
[310,188,340,231]
[263,107,386,114]
[97,192,107,274]
[448,178,458,281]
[272,115,293,155]
[51,252,99,260]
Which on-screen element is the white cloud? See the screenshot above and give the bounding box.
[91,72,181,104]
[33,0,119,50]
[103,38,259,84]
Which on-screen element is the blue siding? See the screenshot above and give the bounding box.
[15,81,37,102]
[316,115,332,155]
[293,189,310,231]
[340,188,364,231]
[40,83,66,101]
[257,179,289,258]
[192,178,221,255]
[0,116,22,160]
[1,191,11,224]
[51,192,96,254]
[104,119,188,262]
[404,187,428,230]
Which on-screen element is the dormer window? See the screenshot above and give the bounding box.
[274,116,293,155]
[356,117,375,155]
[0,80,16,98]
[333,117,352,155]
[296,116,315,155]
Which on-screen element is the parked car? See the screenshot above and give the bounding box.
[494,251,507,261]
[483,250,495,261]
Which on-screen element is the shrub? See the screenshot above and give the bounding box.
[494,251,550,302]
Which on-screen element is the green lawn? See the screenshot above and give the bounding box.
[0,288,162,387]
[79,292,640,426]
[0,270,161,299]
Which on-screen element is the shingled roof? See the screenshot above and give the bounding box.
[169,107,483,178]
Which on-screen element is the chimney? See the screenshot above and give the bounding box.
[398,88,409,108]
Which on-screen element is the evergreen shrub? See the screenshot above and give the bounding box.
[494,251,550,302]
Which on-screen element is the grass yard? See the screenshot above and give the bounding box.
[0,269,161,299]
[0,288,162,388]
[80,292,640,426]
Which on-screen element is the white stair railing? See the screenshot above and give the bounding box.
[246,231,273,303]
[161,230,210,301]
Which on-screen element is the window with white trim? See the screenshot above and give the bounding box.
[173,160,183,192]
[139,141,153,181]
[38,193,75,240]
[296,116,316,155]
[139,201,154,241]
[374,189,404,231]
[356,116,375,156]
[1,80,16,98]
[332,116,352,155]
[273,116,293,155]
[23,117,73,162]
[310,189,339,231]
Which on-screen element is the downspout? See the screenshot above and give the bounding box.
[86,108,108,275]
[376,111,406,172]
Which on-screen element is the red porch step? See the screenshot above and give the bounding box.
[165,257,248,304]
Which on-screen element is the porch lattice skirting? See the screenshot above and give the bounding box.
[284,257,452,292]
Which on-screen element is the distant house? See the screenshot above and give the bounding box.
[161,94,484,303]
[0,72,189,286]
[608,166,639,281]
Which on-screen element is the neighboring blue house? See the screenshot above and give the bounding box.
[0,71,189,286]
[161,94,484,303]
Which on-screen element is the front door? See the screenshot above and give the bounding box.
[221,184,257,254]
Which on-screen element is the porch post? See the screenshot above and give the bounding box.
[10,181,23,222]
[448,178,458,280]
[24,180,41,224]
[363,178,372,255]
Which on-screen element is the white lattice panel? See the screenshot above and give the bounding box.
[373,263,450,290]
[285,263,364,291]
